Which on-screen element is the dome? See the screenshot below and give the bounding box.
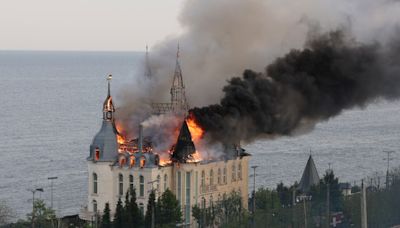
[88,121,118,162]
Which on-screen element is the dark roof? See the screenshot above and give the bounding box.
[171,121,196,163]
[88,120,118,162]
[298,155,320,192]
[339,182,351,190]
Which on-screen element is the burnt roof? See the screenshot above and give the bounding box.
[171,121,196,163]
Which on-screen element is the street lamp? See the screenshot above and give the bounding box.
[48,176,58,209]
[296,195,312,228]
[29,188,44,228]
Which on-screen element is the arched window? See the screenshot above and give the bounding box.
[118,174,123,196]
[201,197,206,209]
[217,168,221,185]
[139,175,144,197]
[201,171,205,193]
[210,169,214,186]
[232,163,236,182]
[93,200,97,212]
[95,148,100,161]
[164,174,168,191]
[93,173,98,194]
[130,156,135,168]
[223,167,227,184]
[238,162,242,180]
[157,175,161,192]
[129,175,134,191]
[140,156,146,168]
[119,157,126,167]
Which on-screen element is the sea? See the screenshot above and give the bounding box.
[1,51,399,220]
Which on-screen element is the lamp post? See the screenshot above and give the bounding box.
[297,195,312,228]
[30,188,44,228]
[48,176,58,209]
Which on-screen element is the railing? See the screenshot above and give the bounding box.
[151,103,173,115]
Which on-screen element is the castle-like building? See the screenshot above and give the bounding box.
[79,48,250,226]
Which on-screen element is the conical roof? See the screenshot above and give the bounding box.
[298,155,320,192]
[171,120,196,163]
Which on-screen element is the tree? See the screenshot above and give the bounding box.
[144,190,156,228]
[125,188,143,227]
[113,198,124,228]
[101,202,111,228]
[157,189,182,227]
[0,200,13,226]
[26,199,56,228]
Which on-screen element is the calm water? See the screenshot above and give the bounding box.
[0,51,399,219]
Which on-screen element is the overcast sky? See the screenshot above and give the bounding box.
[0,0,185,51]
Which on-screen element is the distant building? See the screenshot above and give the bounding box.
[338,182,352,196]
[298,155,320,193]
[79,48,250,226]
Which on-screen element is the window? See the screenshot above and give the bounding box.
[119,174,123,196]
[95,148,100,161]
[119,157,126,167]
[164,174,168,191]
[130,156,135,167]
[129,175,134,191]
[140,156,146,168]
[93,173,98,194]
[232,163,236,182]
[201,197,206,209]
[139,203,144,215]
[201,171,205,193]
[217,168,221,185]
[177,171,182,203]
[139,175,144,197]
[93,200,97,212]
[223,167,227,184]
[157,175,161,192]
[210,169,214,186]
[238,163,242,180]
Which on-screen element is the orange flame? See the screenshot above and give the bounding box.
[186,115,204,142]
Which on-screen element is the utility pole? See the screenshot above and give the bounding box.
[361,179,368,228]
[326,183,330,228]
[29,188,44,228]
[383,150,395,188]
[48,177,58,209]
[250,165,258,228]
[251,166,258,214]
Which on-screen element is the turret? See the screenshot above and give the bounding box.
[88,75,118,162]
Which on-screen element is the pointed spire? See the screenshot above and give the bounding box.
[170,43,188,113]
[298,155,320,193]
[107,74,112,96]
[103,74,115,120]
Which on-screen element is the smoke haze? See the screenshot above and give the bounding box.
[115,0,400,145]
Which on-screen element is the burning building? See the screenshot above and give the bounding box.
[79,48,250,226]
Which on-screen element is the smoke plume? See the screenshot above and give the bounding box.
[115,0,400,147]
[191,29,400,144]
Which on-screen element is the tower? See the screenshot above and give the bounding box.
[89,75,118,162]
[170,44,189,113]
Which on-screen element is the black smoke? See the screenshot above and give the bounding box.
[190,30,400,144]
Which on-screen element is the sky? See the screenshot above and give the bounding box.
[0,0,185,51]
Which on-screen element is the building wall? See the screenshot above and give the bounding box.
[82,156,250,227]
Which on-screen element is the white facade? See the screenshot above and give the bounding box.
[81,156,250,226]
